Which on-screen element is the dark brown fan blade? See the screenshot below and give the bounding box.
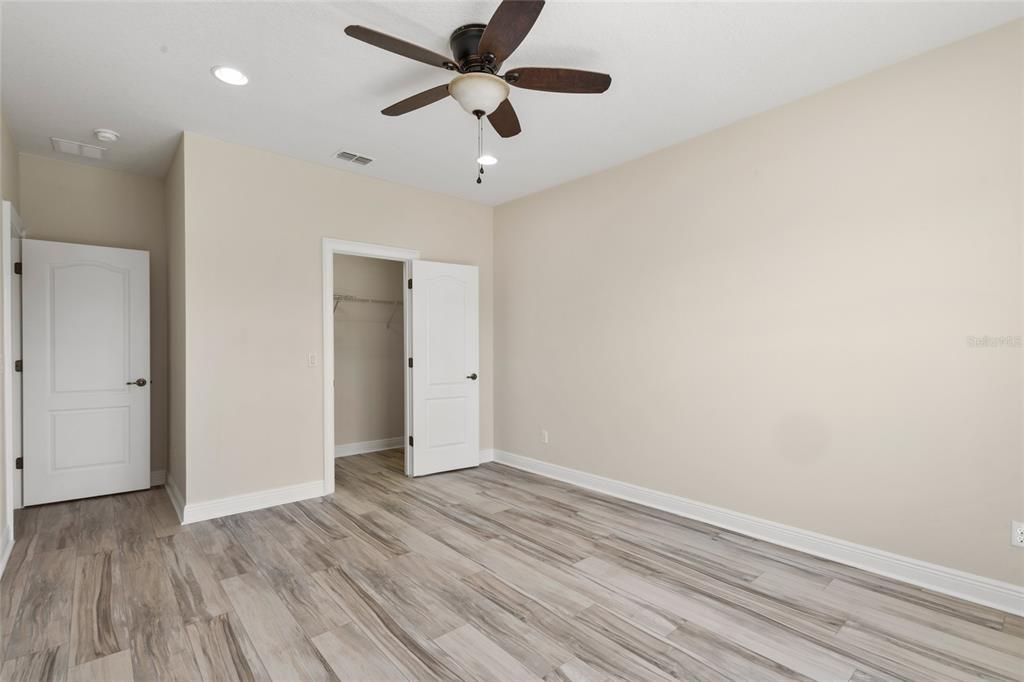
[506,68,611,94]
[381,84,451,116]
[478,0,545,64]
[487,98,521,138]
[345,26,456,71]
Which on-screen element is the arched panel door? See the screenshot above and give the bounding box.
[23,239,150,505]
[410,260,479,476]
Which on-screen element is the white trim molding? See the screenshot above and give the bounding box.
[335,437,404,458]
[174,479,324,525]
[0,523,13,579]
[2,202,22,552]
[322,238,420,495]
[491,450,1024,617]
[479,448,496,463]
[150,469,166,486]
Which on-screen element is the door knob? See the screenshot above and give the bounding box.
[127,378,147,387]
[466,373,478,380]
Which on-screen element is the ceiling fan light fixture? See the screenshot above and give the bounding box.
[448,73,509,116]
[477,154,498,166]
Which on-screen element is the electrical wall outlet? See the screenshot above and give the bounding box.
[307,353,318,367]
[1013,521,1024,548]
[541,429,549,444]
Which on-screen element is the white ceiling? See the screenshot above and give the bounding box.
[3,2,1021,205]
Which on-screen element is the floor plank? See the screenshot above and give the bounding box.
[67,649,133,682]
[185,518,259,582]
[434,623,541,681]
[543,656,610,682]
[390,551,573,678]
[75,497,119,557]
[68,551,129,666]
[157,531,232,625]
[32,502,80,554]
[312,623,408,681]
[313,565,468,681]
[185,611,271,682]
[0,645,68,682]
[221,572,337,681]
[118,539,202,681]
[4,547,77,661]
[252,506,341,574]
[462,570,677,681]
[574,555,859,681]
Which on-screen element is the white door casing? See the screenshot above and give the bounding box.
[2,202,23,528]
[410,260,480,476]
[11,233,21,509]
[23,239,150,505]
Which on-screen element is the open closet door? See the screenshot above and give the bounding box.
[410,260,479,476]
[22,239,151,505]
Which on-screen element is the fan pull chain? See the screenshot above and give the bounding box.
[476,116,484,184]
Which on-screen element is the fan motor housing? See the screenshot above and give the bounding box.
[449,23,499,73]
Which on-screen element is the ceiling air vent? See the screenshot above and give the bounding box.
[51,137,106,160]
[335,150,373,166]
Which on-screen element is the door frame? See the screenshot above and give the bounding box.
[2,201,25,552]
[321,238,419,495]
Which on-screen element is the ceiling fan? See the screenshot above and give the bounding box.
[344,0,612,141]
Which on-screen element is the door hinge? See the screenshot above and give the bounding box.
[408,357,413,368]
[13,262,21,275]
[15,457,22,470]
[408,436,414,447]
[14,360,21,373]
[407,278,412,290]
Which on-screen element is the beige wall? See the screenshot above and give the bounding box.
[179,132,493,504]
[494,22,1023,585]
[0,109,10,547]
[164,139,186,494]
[18,153,169,477]
[1,118,18,211]
[333,254,404,446]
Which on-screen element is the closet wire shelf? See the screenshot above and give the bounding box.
[333,293,403,329]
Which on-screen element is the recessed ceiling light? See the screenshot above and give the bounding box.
[477,154,498,166]
[211,65,248,86]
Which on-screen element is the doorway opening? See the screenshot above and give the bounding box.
[321,239,418,493]
[321,238,482,493]
[332,254,406,466]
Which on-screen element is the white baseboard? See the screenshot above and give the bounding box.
[334,437,404,458]
[491,450,1024,617]
[150,469,166,486]
[0,523,13,579]
[176,479,324,525]
[479,448,496,463]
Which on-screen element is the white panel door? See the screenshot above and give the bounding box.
[410,260,479,476]
[23,239,150,505]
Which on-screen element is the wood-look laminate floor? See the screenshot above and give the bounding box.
[2,451,1021,681]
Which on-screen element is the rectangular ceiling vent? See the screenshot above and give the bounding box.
[51,137,106,160]
[335,150,374,166]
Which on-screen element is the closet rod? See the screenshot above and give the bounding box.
[333,293,403,312]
